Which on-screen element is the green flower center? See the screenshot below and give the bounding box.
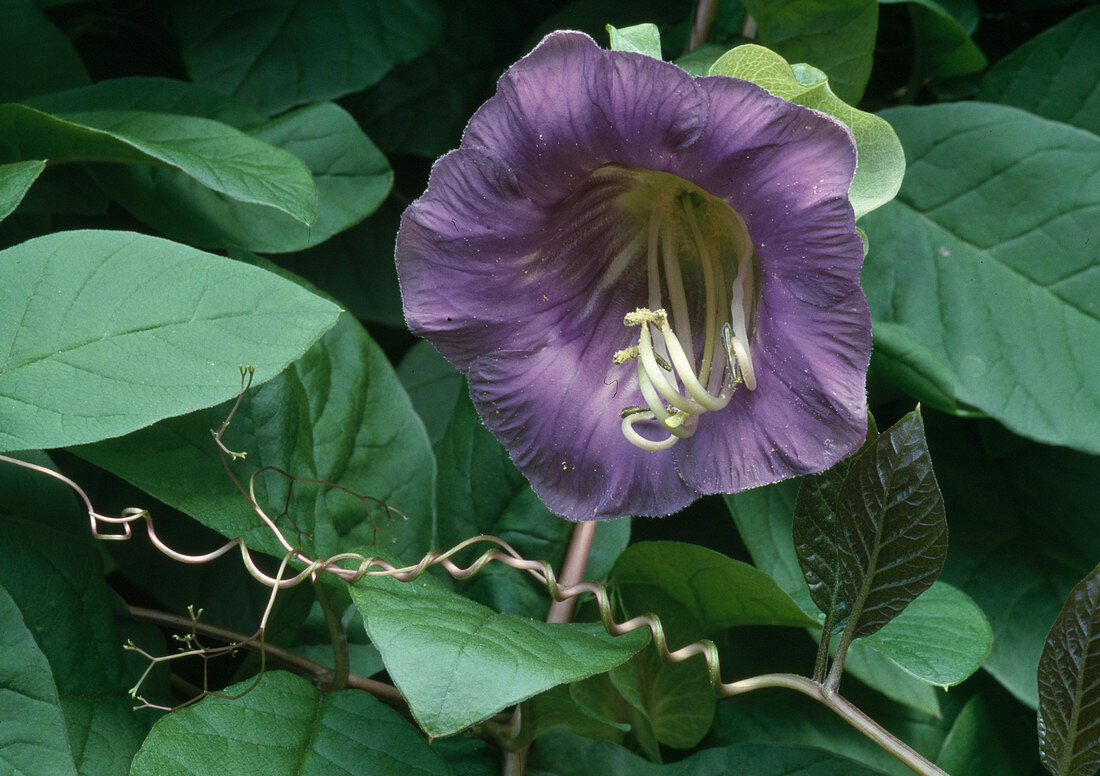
[607,168,759,452]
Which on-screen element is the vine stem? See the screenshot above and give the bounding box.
[725,674,949,776]
[689,0,722,51]
[127,605,405,708]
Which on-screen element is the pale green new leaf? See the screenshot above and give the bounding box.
[606,23,662,59]
[709,44,904,219]
[0,230,341,452]
[130,671,450,776]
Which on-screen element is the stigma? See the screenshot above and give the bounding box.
[615,194,757,452]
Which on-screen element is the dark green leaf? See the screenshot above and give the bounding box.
[707,692,943,776]
[727,477,985,709]
[611,542,818,640]
[935,696,1018,776]
[520,684,628,747]
[978,6,1100,135]
[860,103,1100,454]
[926,412,1100,707]
[880,0,986,78]
[130,671,449,776]
[171,0,443,115]
[0,586,77,776]
[740,0,879,104]
[610,646,716,750]
[349,0,530,158]
[1037,563,1100,776]
[349,560,649,738]
[0,0,89,103]
[397,341,465,447]
[26,76,267,130]
[90,102,392,253]
[0,159,44,219]
[75,309,436,564]
[793,416,879,631]
[274,197,405,325]
[435,391,567,616]
[831,410,947,640]
[0,517,151,775]
[0,450,85,538]
[0,230,340,452]
[528,728,895,776]
[0,105,316,223]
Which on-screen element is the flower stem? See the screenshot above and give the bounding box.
[689,0,723,51]
[313,578,349,692]
[725,674,949,776]
[546,520,598,623]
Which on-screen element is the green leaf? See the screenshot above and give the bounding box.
[725,479,969,711]
[926,412,1100,708]
[860,103,1100,454]
[90,102,392,253]
[520,684,629,747]
[978,6,1100,135]
[840,643,942,717]
[349,561,649,738]
[858,582,991,687]
[130,671,450,776]
[528,728,895,775]
[611,542,818,641]
[274,197,405,324]
[0,230,340,452]
[571,669,661,760]
[607,23,662,59]
[397,340,465,447]
[435,392,569,617]
[674,44,726,77]
[828,410,947,641]
[739,0,879,104]
[0,104,316,223]
[611,646,716,750]
[74,307,435,564]
[706,692,942,776]
[880,0,987,78]
[0,586,77,776]
[0,450,85,538]
[1037,563,1100,776]
[27,76,267,130]
[0,0,89,103]
[348,0,531,159]
[935,696,1018,776]
[793,415,880,631]
[709,45,905,219]
[0,517,151,776]
[171,0,443,115]
[0,158,44,220]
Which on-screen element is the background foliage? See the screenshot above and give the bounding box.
[1,1,1097,775]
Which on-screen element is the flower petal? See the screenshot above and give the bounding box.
[676,281,871,494]
[468,339,698,521]
[463,31,708,203]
